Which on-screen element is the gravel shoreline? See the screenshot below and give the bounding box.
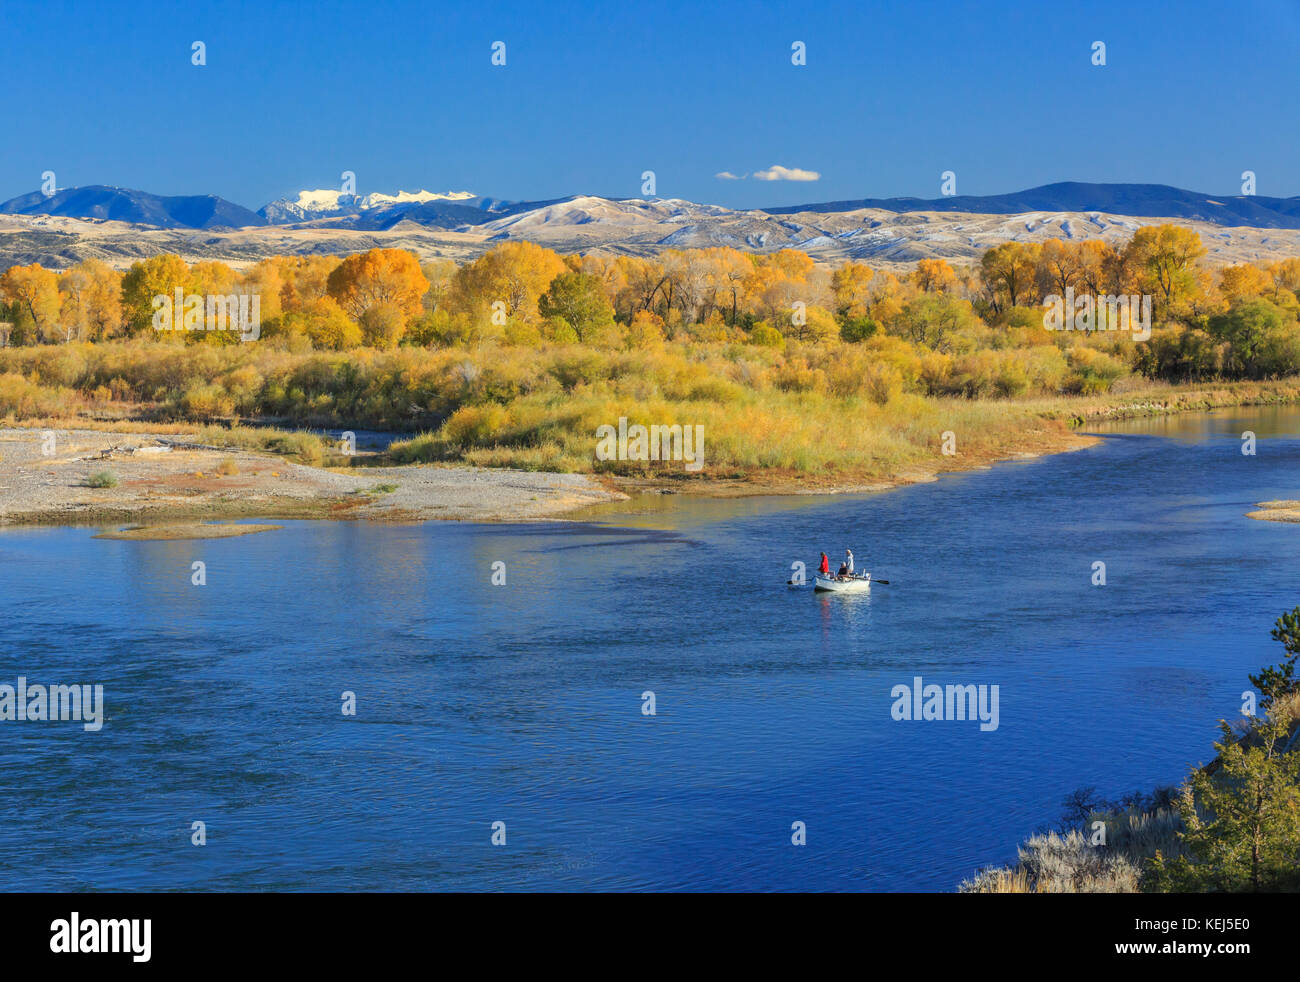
[0,428,622,526]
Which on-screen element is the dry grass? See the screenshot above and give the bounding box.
[6,341,1300,490]
[1022,377,1300,423]
[960,808,1185,893]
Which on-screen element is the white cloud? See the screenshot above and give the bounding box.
[752,165,821,182]
[714,171,746,180]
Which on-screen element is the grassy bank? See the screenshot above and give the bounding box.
[1026,377,1300,425]
[5,343,1300,496]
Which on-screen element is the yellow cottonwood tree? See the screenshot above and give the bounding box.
[1123,225,1207,315]
[450,241,565,321]
[1219,263,1272,306]
[326,248,429,322]
[913,258,958,294]
[1,263,60,342]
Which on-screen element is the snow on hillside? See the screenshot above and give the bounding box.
[260,189,480,223]
[357,190,475,208]
[289,189,351,212]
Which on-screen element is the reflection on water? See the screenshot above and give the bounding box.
[3,406,1300,891]
[1089,403,1300,441]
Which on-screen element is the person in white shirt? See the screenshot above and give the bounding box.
[845,549,855,576]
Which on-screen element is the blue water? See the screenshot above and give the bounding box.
[2,406,1299,891]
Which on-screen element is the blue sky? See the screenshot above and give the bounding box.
[3,0,1299,209]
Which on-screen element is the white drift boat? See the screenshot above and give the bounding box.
[813,572,871,593]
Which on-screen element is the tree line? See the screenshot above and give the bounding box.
[5,226,1300,385]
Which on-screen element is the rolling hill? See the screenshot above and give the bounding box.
[5,182,1300,271]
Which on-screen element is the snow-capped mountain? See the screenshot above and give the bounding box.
[358,190,477,208]
[258,189,495,224]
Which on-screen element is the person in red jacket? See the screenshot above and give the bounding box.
[818,552,830,575]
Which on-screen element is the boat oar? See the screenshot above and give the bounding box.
[788,576,890,585]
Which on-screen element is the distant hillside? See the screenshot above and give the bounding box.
[8,181,1300,272]
[765,182,1300,230]
[0,186,265,230]
[8,182,1300,236]
[348,199,510,231]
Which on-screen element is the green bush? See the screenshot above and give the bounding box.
[840,316,879,343]
[87,469,118,488]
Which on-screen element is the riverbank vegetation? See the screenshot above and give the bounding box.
[962,610,1300,893]
[4,228,1300,481]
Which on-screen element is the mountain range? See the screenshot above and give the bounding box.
[4,182,1300,271]
[763,182,1300,229]
[5,182,1300,232]
[0,186,266,229]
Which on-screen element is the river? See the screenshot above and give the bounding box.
[2,405,1298,890]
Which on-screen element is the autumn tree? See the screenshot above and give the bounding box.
[662,250,711,323]
[741,262,786,322]
[912,258,958,294]
[623,309,666,349]
[186,260,237,298]
[1075,240,1117,297]
[765,248,815,282]
[745,250,822,325]
[58,267,93,342]
[326,248,429,323]
[831,262,874,319]
[1267,258,1300,304]
[282,296,361,350]
[706,248,753,325]
[420,258,458,313]
[450,241,565,321]
[360,303,408,349]
[867,270,911,326]
[789,305,838,344]
[893,294,983,351]
[0,263,60,342]
[980,242,1039,313]
[1124,225,1207,316]
[121,254,189,335]
[59,260,122,341]
[1036,239,1081,297]
[611,256,669,322]
[275,255,340,312]
[1219,263,1272,306]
